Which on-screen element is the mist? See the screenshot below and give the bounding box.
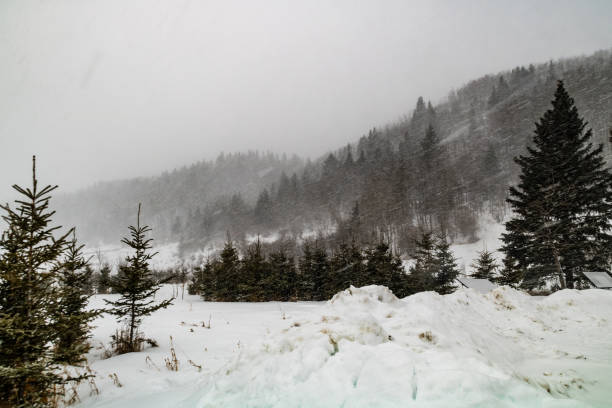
[1,0,612,201]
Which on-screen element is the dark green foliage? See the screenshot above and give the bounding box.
[409,233,459,294]
[188,263,206,295]
[364,242,409,297]
[53,232,100,365]
[297,241,328,301]
[265,247,297,301]
[97,263,112,294]
[0,157,74,407]
[470,250,499,280]
[502,81,612,290]
[408,233,438,293]
[105,204,173,354]
[213,239,240,301]
[326,241,364,297]
[240,239,267,301]
[194,238,412,302]
[433,237,460,294]
[495,256,524,288]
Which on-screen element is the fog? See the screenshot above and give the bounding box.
[1,0,612,202]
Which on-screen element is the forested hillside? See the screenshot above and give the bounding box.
[56,49,612,256]
[54,151,303,244]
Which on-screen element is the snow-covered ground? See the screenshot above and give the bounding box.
[73,284,612,408]
[451,217,506,273]
[83,242,184,271]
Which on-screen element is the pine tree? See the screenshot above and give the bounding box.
[495,256,523,288]
[265,248,297,301]
[97,263,112,294]
[240,239,267,301]
[502,81,612,289]
[298,241,328,300]
[213,238,240,301]
[54,231,100,365]
[327,242,363,296]
[470,250,499,280]
[311,245,329,301]
[0,156,72,406]
[408,233,437,293]
[433,236,459,294]
[364,242,407,297]
[105,204,173,354]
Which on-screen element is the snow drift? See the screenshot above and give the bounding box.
[187,286,612,408]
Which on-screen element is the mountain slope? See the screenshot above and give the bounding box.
[55,49,612,255]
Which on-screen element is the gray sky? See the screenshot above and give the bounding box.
[1,0,612,201]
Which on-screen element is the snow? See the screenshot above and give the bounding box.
[84,242,182,271]
[246,232,281,244]
[73,285,612,407]
[451,216,506,273]
[456,277,499,294]
[583,272,612,289]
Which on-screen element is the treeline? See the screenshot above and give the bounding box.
[54,151,304,244]
[188,234,460,302]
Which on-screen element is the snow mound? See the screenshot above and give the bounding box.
[189,286,612,408]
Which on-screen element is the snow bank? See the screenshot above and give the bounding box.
[189,286,612,408]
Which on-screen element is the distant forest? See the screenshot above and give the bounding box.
[55,49,612,258]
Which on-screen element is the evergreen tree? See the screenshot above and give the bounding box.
[193,259,217,299]
[82,265,96,295]
[105,204,173,353]
[311,245,329,301]
[0,156,73,406]
[364,242,407,297]
[298,241,328,300]
[254,189,273,227]
[408,233,437,293]
[97,263,112,294]
[54,232,100,365]
[241,239,267,301]
[495,256,523,288]
[327,241,364,296]
[265,248,297,301]
[470,250,499,280]
[433,236,459,294]
[502,81,612,289]
[213,238,240,301]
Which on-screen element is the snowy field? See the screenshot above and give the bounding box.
[74,284,612,408]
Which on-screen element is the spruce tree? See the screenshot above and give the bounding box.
[213,238,240,301]
[408,233,437,293]
[433,237,459,294]
[265,248,297,301]
[311,245,329,301]
[502,81,612,289]
[364,242,407,297]
[327,242,363,296]
[0,156,72,406]
[54,231,100,365]
[97,263,112,294]
[199,259,218,300]
[495,256,523,288]
[105,204,173,354]
[470,250,499,280]
[241,239,267,301]
[298,241,328,300]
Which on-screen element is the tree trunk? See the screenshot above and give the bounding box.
[553,247,566,289]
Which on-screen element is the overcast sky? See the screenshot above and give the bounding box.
[1,0,612,201]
